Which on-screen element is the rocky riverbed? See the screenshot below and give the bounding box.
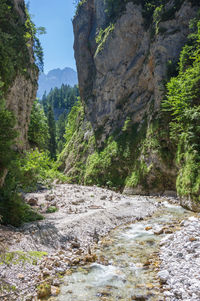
[0,184,156,300]
[159,216,200,301]
[0,184,199,300]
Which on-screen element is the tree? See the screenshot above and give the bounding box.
[47,106,57,159]
[28,100,49,150]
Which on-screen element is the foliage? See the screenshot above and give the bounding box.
[125,161,151,188]
[95,24,115,56]
[47,106,57,159]
[74,0,87,16]
[63,99,84,146]
[0,192,43,227]
[103,0,189,31]
[41,84,79,119]
[0,96,18,173]
[41,84,79,153]
[0,251,47,266]
[58,101,94,184]
[0,0,43,94]
[15,149,66,190]
[28,100,49,150]
[162,19,200,202]
[24,7,45,72]
[0,146,67,226]
[46,206,58,213]
[84,138,120,188]
[153,4,163,35]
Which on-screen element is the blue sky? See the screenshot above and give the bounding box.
[28,0,76,74]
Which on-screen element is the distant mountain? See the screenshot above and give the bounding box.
[37,67,78,99]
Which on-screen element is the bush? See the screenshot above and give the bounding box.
[28,100,49,150]
[0,97,18,173]
[0,192,43,227]
[46,206,58,213]
[162,19,200,202]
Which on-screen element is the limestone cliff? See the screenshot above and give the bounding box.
[73,0,197,138]
[0,0,38,186]
[7,0,38,150]
[61,0,200,208]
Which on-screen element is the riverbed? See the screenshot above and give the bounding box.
[56,201,194,301]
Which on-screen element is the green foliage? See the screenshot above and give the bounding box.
[46,206,58,213]
[0,148,66,226]
[84,138,120,187]
[3,149,66,193]
[0,251,47,266]
[64,99,84,145]
[163,19,200,202]
[95,24,115,56]
[0,0,42,94]
[41,84,79,119]
[0,97,18,172]
[125,161,151,188]
[153,5,163,35]
[24,7,45,72]
[122,117,131,132]
[0,192,43,227]
[58,101,94,184]
[28,100,49,150]
[47,106,57,159]
[74,0,87,15]
[41,84,79,153]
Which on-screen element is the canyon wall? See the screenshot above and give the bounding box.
[0,0,38,186]
[60,0,200,209]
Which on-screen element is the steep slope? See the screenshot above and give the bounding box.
[37,67,78,99]
[0,0,38,186]
[60,0,200,210]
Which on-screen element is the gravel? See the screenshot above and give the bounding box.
[159,216,200,301]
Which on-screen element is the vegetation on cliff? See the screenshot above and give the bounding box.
[0,1,66,226]
[163,16,200,202]
[61,1,200,206]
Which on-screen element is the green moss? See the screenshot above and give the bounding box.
[46,206,58,213]
[0,251,47,266]
[125,161,152,188]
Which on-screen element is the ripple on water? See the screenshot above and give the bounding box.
[56,203,192,301]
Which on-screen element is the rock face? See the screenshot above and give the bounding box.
[73,0,196,138]
[0,0,38,186]
[6,72,38,151]
[4,0,38,151]
[67,0,200,198]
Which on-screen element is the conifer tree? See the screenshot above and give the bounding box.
[47,106,57,159]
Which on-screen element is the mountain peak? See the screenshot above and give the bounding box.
[37,67,78,99]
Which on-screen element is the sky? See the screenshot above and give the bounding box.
[28,0,77,74]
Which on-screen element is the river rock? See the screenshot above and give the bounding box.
[26,197,38,206]
[158,270,169,283]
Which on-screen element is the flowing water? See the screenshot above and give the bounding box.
[56,201,193,301]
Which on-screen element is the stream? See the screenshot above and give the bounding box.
[56,200,193,301]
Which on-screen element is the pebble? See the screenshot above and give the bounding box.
[159,217,200,300]
[158,270,170,284]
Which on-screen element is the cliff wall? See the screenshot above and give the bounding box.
[0,0,38,186]
[73,0,196,139]
[60,0,200,210]
[7,0,38,150]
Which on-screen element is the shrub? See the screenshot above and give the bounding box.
[0,97,18,173]
[162,19,200,202]
[0,192,43,227]
[46,206,58,213]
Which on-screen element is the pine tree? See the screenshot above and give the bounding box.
[47,106,57,159]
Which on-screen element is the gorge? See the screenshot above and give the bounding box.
[0,0,200,300]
